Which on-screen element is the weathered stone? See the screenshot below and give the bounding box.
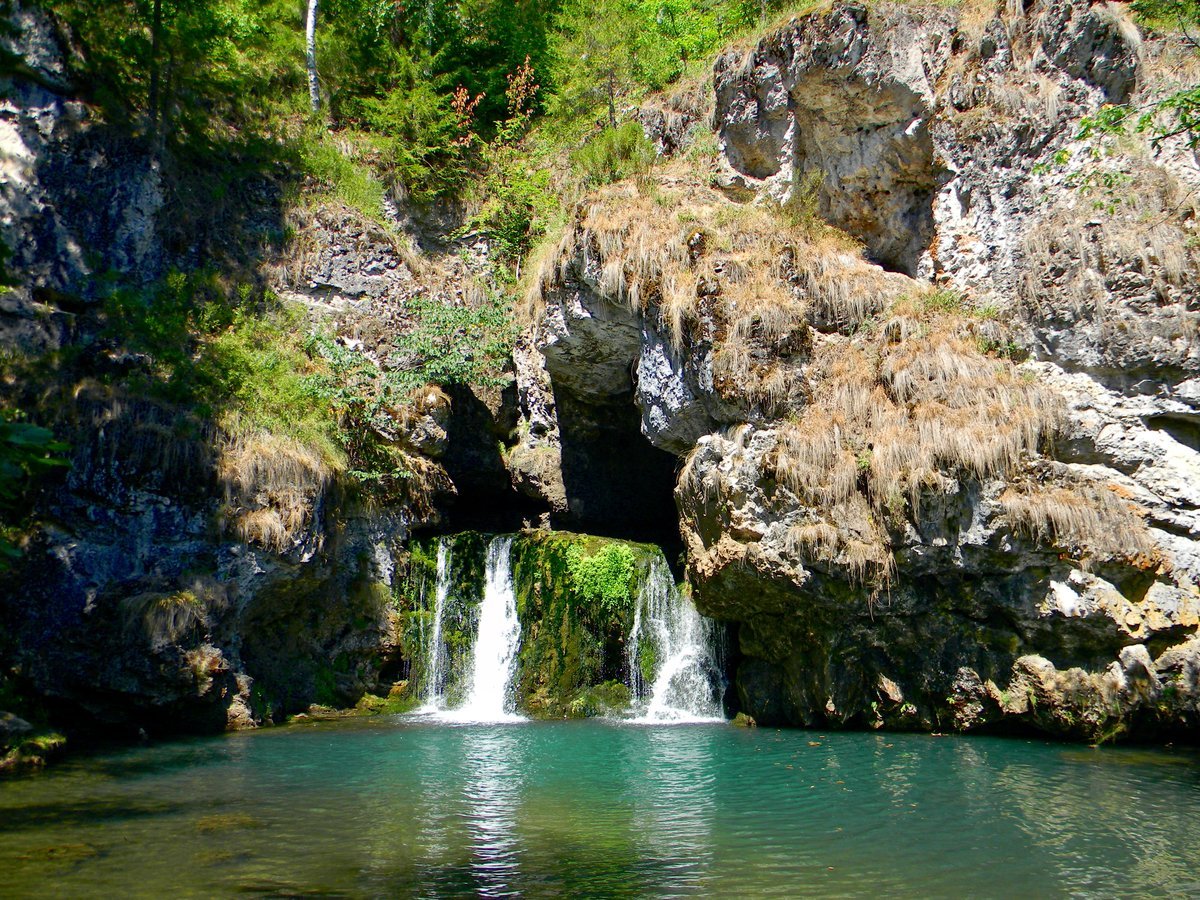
[0,712,34,751]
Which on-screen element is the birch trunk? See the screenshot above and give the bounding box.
[306,0,320,113]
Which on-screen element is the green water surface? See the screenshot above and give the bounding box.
[2,719,1199,897]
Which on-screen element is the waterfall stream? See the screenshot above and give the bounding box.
[411,534,722,724]
[423,536,524,723]
[628,556,724,723]
[417,539,451,711]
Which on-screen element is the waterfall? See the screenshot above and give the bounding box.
[417,539,451,711]
[442,536,523,723]
[628,556,724,723]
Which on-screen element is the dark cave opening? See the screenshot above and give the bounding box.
[437,383,547,534]
[549,385,684,558]
[420,379,683,561]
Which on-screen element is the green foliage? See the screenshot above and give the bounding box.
[566,680,632,717]
[1076,5,1200,156]
[776,168,825,228]
[465,56,556,266]
[0,412,69,568]
[354,48,475,203]
[571,121,656,187]
[51,0,308,144]
[510,531,648,717]
[397,532,490,706]
[384,291,516,395]
[923,288,966,314]
[102,272,342,463]
[975,335,1024,360]
[551,0,764,124]
[566,543,637,611]
[297,131,386,220]
[1076,100,1200,151]
[637,640,657,687]
[1132,0,1200,35]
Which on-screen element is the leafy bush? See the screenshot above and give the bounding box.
[566,543,637,610]
[384,292,517,395]
[571,121,656,186]
[0,413,69,568]
[355,50,475,203]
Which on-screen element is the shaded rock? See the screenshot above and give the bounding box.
[0,712,33,751]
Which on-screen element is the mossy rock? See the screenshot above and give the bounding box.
[0,731,66,774]
[397,531,491,706]
[510,530,659,718]
[353,692,420,715]
[566,681,633,718]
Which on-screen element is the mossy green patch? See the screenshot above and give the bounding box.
[565,542,637,611]
[0,731,66,774]
[511,531,657,717]
[354,692,420,715]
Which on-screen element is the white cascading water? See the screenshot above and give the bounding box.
[417,539,451,711]
[628,556,724,723]
[443,536,524,723]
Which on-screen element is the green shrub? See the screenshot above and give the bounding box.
[571,121,656,187]
[566,543,637,610]
[382,291,517,395]
[0,412,69,568]
[297,134,386,221]
[355,51,474,204]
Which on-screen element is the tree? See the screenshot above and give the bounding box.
[306,0,321,112]
[552,0,643,128]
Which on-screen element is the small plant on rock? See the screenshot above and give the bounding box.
[566,542,637,611]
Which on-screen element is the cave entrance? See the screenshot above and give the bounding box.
[550,384,683,556]
[438,383,546,534]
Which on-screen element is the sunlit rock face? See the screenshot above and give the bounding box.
[514,0,1200,741]
[4,0,1200,745]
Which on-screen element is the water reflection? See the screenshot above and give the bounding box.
[460,726,525,896]
[3,723,1200,898]
[634,726,717,891]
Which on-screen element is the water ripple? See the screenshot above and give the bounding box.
[2,723,1200,898]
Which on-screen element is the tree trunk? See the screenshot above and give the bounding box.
[148,0,162,136]
[607,69,615,129]
[306,0,321,113]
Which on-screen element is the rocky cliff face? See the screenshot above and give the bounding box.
[514,0,1200,741]
[4,0,1199,746]
[0,5,441,737]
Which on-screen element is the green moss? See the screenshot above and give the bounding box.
[566,681,632,718]
[354,692,420,715]
[395,532,490,706]
[637,640,658,688]
[0,731,66,774]
[510,530,658,717]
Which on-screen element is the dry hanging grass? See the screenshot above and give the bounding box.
[1000,478,1160,566]
[526,164,914,411]
[762,307,1064,585]
[773,325,1061,514]
[1020,163,1200,324]
[120,590,207,648]
[218,429,333,553]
